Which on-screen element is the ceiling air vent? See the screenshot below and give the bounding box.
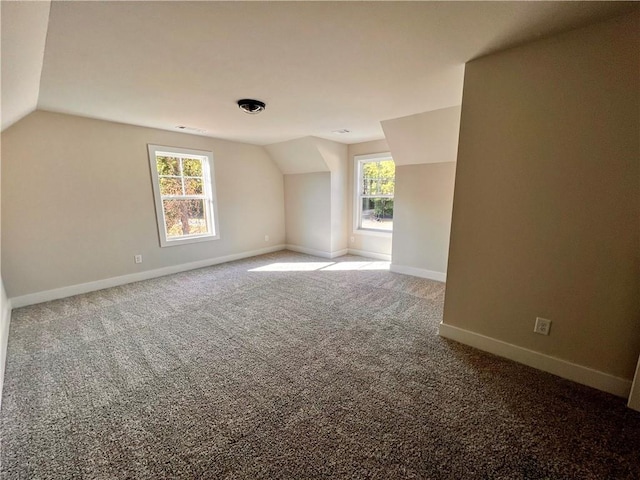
[175,125,207,134]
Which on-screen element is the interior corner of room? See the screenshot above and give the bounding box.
[1,0,639,464]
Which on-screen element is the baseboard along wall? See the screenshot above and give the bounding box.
[10,245,287,309]
[8,244,634,404]
[346,249,391,261]
[438,322,632,398]
[10,244,391,308]
[390,264,446,282]
[285,244,348,259]
[0,287,12,409]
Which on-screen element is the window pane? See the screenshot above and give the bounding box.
[162,199,209,238]
[362,177,379,195]
[380,177,394,195]
[182,158,203,177]
[362,160,395,195]
[185,178,203,195]
[159,177,183,195]
[157,156,180,176]
[360,197,393,231]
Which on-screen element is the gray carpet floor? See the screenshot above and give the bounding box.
[1,250,639,479]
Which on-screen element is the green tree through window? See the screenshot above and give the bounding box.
[156,155,207,237]
[357,156,395,231]
[148,145,219,247]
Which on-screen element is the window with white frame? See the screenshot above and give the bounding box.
[148,144,219,247]
[354,153,395,232]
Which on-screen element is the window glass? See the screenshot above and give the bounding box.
[148,145,219,247]
[356,155,395,232]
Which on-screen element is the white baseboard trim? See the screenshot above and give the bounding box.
[0,289,12,409]
[285,244,347,259]
[347,249,392,261]
[10,245,287,308]
[629,362,640,411]
[438,322,632,398]
[330,248,349,258]
[390,264,446,282]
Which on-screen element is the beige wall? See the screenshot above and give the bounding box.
[1,111,285,297]
[314,139,349,253]
[330,168,348,253]
[284,172,332,254]
[443,12,640,379]
[391,162,456,275]
[382,106,460,276]
[269,137,348,256]
[0,131,10,406]
[347,139,392,257]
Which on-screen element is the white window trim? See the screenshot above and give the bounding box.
[148,144,220,247]
[353,152,394,236]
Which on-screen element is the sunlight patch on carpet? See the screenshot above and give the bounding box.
[248,262,334,272]
[321,261,389,271]
[248,261,390,272]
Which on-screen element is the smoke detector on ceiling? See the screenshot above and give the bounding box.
[237,99,266,114]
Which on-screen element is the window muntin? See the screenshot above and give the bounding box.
[148,145,219,247]
[355,154,395,232]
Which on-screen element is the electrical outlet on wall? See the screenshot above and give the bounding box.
[264,235,269,242]
[534,317,552,335]
[134,254,143,264]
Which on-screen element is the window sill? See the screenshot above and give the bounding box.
[353,229,392,238]
[160,233,219,248]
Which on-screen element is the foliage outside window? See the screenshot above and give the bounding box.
[148,145,219,247]
[355,154,395,232]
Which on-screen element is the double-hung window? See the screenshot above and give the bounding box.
[148,144,219,247]
[355,153,395,232]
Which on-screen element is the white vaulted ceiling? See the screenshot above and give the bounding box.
[0,0,51,131]
[2,1,636,144]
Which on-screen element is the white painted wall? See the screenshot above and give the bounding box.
[284,172,332,255]
[1,111,286,298]
[443,12,640,391]
[391,162,456,280]
[315,139,349,254]
[380,106,461,277]
[272,137,348,257]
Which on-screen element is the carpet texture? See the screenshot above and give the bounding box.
[1,251,639,479]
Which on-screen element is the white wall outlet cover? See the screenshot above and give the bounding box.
[534,317,552,335]
[134,255,143,264]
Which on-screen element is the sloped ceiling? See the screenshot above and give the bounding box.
[2,1,637,144]
[0,0,51,131]
[382,106,461,166]
[265,137,330,174]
